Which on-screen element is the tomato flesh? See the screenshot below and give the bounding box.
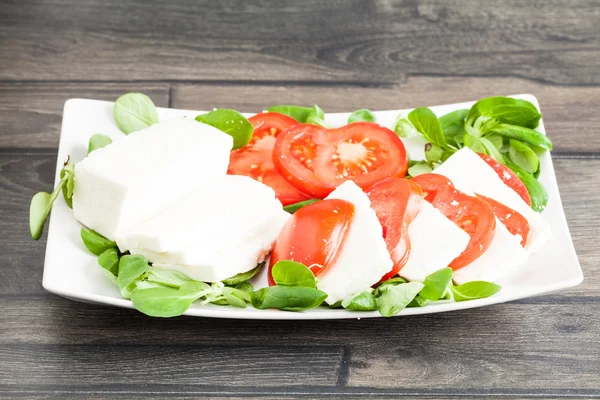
[411,174,496,270]
[366,178,423,282]
[477,153,531,206]
[228,112,310,205]
[268,199,354,286]
[273,122,409,198]
[477,194,530,247]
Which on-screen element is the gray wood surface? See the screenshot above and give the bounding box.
[0,0,599,399]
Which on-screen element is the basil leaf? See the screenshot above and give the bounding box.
[393,118,419,138]
[419,267,453,301]
[221,262,264,286]
[88,134,112,154]
[463,134,487,154]
[408,107,446,147]
[283,199,319,214]
[341,291,377,311]
[251,286,327,311]
[130,282,210,318]
[450,281,501,302]
[425,143,444,163]
[147,267,194,289]
[59,157,74,209]
[113,92,159,134]
[479,136,505,163]
[488,124,552,150]
[80,227,116,256]
[440,109,468,138]
[508,139,539,174]
[348,109,376,123]
[485,134,504,150]
[271,260,316,288]
[467,97,541,130]
[504,159,548,212]
[373,276,408,297]
[98,248,119,276]
[117,255,149,298]
[305,105,329,128]
[407,162,432,177]
[376,282,424,317]
[266,105,312,123]
[196,109,253,149]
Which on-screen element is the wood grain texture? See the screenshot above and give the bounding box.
[0,297,598,394]
[172,78,600,153]
[0,83,168,149]
[0,0,598,84]
[1,155,597,297]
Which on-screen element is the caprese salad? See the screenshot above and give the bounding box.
[29,93,553,317]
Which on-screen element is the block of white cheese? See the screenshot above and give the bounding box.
[452,218,528,285]
[433,147,551,254]
[316,181,393,304]
[73,118,233,240]
[116,175,290,283]
[399,201,470,282]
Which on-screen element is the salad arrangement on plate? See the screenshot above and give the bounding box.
[30,93,553,318]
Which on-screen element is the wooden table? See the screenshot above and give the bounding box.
[1,1,599,398]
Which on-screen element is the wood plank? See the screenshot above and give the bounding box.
[0,0,598,84]
[0,154,598,296]
[0,343,343,387]
[0,298,597,393]
[171,78,600,153]
[0,83,169,149]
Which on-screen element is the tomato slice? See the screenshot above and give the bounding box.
[268,199,354,286]
[273,122,409,198]
[411,174,496,270]
[477,153,531,206]
[366,178,423,282]
[477,194,530,247]
[228,112,310,205]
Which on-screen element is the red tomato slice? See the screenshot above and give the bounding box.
[411,174,496,270]
[366,178,423,282]
[477,194,530,247]
[273,122,408,198]
[268,199,354,286]
[228,112,310,205]
[477,153,531,206]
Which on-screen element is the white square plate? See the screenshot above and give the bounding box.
[42,95,583,319]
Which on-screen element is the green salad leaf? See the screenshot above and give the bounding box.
[439,109,468,139]
[88,134,112,154]
[463,134,487,154]
[80,227,116,256]
[283,199,319,214]
[130,281,212,318]
[407,161,432,177]
[113,92,159,134]
[117,255,149,298]
[305,105,329,128]
[376,282,424,317]
[221,262,264,286]
[341,291,377,311]
[467,97,541,131]
[271,260,316,288]
[348,109,376,123]
[419,268,453,301]
[504,158,548,212]
[97,248,119,276]
[490,124,553,150]
[508,139,539,174]
[196,109,253,149]
[266,105,313,123]
[147,267,194,288]
[450,281,501,302]
[251,285,328,311]
[408,107,446,147]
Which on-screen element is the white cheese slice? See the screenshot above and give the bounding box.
[453,218,528,285]
[317,181,393,304]
[115,175,290,283]
[433,147,551,254]
[73,118,233,240]
[399,201,470,282]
